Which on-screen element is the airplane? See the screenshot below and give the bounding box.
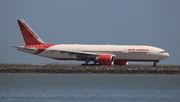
[10,19,170,66]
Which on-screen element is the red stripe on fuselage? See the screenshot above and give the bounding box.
[34,48,46,54]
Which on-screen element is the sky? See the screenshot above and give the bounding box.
[0,0,180,65]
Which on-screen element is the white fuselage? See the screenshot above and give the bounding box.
[14,19,170,65]
[20,44,169,61]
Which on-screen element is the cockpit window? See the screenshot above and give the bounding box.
[160,51,166,53]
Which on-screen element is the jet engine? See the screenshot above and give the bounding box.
[114,61,128,65]
[95,54,115,65]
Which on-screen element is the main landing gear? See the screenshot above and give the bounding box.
[81,59,99,66]
[81,58,91,66]
[84,59,90,65]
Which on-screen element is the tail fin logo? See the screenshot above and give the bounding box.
[17,19,45,45]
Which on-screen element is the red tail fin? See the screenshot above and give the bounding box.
[17,19,45,45]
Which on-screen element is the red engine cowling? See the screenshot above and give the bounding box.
[96,55,115,65]
[114,61,128,65]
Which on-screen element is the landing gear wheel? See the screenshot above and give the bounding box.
[93,61,97,65]
[84,59,90,65]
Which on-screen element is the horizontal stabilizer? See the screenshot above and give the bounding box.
[9,45,38,52]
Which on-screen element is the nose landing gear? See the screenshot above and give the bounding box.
[153,61,159,66]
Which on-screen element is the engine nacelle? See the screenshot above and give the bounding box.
[95,55,115,65]
[114,61,128,65]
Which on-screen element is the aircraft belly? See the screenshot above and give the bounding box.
[115,54,158,61]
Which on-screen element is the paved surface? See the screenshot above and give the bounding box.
[0,64,180,74]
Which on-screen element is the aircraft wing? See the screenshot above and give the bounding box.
[48,49,109,59]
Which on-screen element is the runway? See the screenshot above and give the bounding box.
[0,64,179,74]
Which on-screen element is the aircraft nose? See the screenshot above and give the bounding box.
[164,53,170,58]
